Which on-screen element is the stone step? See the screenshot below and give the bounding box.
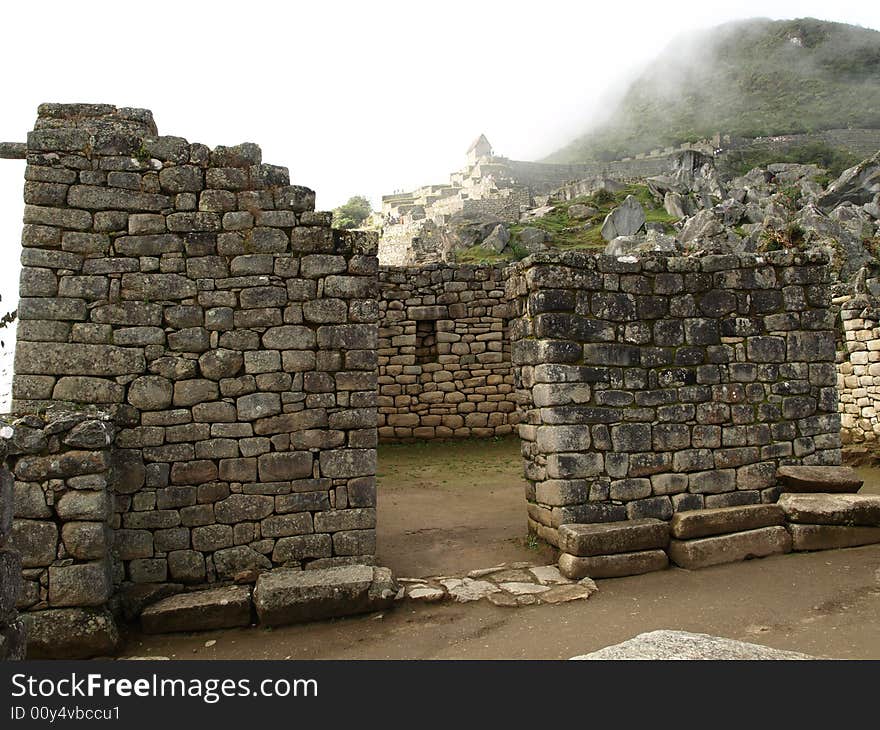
[776,466,863,493]
[254,565,396,627]
[557,518,669,557]
[788,524,880,551]
[558,549,668,580]
[778,493,880,526]
[670,504,784,540]
[667,526,791,569]
[141,585,253,634]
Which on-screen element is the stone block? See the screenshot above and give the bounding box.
[669,504,785,539]
[558,519,669,557]
[558,550,669,580]
[667,526,792,569]
[778,493,880,526]
[24,608,120,659]
[253,565,396,626]
[48,561,112,606]
[788,524,880,551]
[776,466,863,493]
[141,585,252,633]
[11,520,58,567]
[212,546,272,580]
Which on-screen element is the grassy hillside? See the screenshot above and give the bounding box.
[547,18,880,164]
[454,185,677,264]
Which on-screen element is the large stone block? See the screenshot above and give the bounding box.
[15,342,145,376]
[788,524,880,551]
[558,550,668,580]
[778,493,880,526]
[558,519,669,557]
[24,608,119,659]
[212,546,272,580]
[776,466,863,493]
[141,585,252,633]
[668,526,791,569]
[11,520,57,567]
[253,565,396,626]
[48,561,112,607]
[669,504,785,539]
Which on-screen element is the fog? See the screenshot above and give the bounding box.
[0,1,878,406]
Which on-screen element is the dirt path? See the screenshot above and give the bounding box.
[120,439,880,660]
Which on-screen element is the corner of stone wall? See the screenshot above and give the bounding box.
[2,409,118,658]
[509,250,841,546]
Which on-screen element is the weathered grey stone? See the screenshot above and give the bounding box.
[558,519,669,557]
[670,504,785,539]
[141,585,252,633]
[271,534,333,563]
[237,392,281,421]
[61,522,109,560]
[48,561,112,606]
[63,420,113,449]
[601,195,646,240]
[788,524,880,551]
[11,520,58,567]
[24,608,120,659]
[668,526,792,569]
[257,452,313,481]
[215,494,274,524]
[777,493,880,526]
[776,466,863,493]
[571,630,815,660]
[558,550,669,580]
[15,342,145,376]
[253,565,396,626]
[56,490,112,521]
[212,546,271,580]
[128,375,173,410]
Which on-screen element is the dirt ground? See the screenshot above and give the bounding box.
[120,439,880,660]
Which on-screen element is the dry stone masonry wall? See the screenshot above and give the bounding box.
[378,265,519,440]
[837,296,880,444]
[10,105,380,605]
[0,447,26,659]
[507,250,841,546]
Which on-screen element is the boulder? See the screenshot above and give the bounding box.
[141,585,253,633]
[481,224,510,253]
[817,150,880,210]
[568,204,598,220]
[253,565,396,626]
[776,465,863,493]
[24,608,120,659]
[517,227,547,252]
[600,195,645,240]
[571,630,815,660]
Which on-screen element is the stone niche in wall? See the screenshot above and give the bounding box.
[11,103,380,594]
[507,250,841,547]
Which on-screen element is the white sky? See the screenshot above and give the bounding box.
[0,0,878,407]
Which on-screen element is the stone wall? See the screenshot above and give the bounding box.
[378,264,519,440]
[11,104,380,599]
[837,296,880,444]
[0,446,26,659]
[507,250,841,546]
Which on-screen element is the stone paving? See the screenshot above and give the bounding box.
[397,562,598,607]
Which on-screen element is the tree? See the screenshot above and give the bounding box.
[332,195,372,229]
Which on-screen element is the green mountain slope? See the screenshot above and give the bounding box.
[547,17,880,164]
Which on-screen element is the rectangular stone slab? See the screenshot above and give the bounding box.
[253,565,396,627]
[778,493,880,526]
[558,518,669,557]
[668,526,791,569]
[670,504,784,539]
[776,466,863,493]
[140,585,253,634]
[558,549,668,580]
[788,524,880,551]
